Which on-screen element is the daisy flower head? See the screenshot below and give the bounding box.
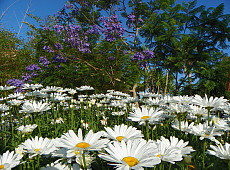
[21,136,56,158]
[189,123,224,143]
[104,124,144,142]
[171,119,194,133]
[40,86,63,93]
[60,129,109,157]
[0,150,23,169]
[16,124,37,134]
[127,106,164,125]
[41,162,80,170]
[20,101,51,114]
[167,136,195,156]
[207,142,230,160]
[22,83,43,90]
[213,119,230,131]
[150,137,184,164]
[76,85,94,91]
[0,85,16,91]
[192,94,228,109]
[99,139,161,169]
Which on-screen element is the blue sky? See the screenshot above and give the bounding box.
[1,0,230,55]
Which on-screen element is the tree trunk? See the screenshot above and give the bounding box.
[130,83,139,107]
[164,69,169,97]
[226,71,230,92]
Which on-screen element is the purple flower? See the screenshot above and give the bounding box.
[143,49,154,59]
[7,79,24,87]
[26,64,41,71]
[31,72,38,77]
[74,65,78,71]
[54,43,63,49]
[132,52,145,61]
[39,56,50,68]
[64,3,73,9]
[109,56,116,61]
[54,24,64,34]
[128,14,136,23]
[86,25,100,34]
[22,73,32,82]
[100,15,125,42]
[138,18,143,23]
[43,26,50,30]
[43,46,54,53]
[52,54,67,63]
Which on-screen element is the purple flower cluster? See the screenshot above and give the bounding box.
[127,13,143,28]
[54,43,63,49]
[132,52,145,61]
[22,73,32,82]
[39,56,50,68]
[132,49,154,61]
[109,56,116,61]
[128,14,136,23]
[143,49,155,59]
[52,54,67,63]
[54,24,64,34]
[43,26,50,31]
[100,15,125,42]
[86,25,100,35]
[64,25,91,53]
[43,46,55,53]
[7,79,24,93]
[26,64,41,71]
[64,3,73,9]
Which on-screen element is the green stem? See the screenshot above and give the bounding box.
[82,151,87,170]
[146,121,149,140]
[202,140,206,169]
[228,161,230,170]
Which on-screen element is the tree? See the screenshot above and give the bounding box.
[141,0,230,96]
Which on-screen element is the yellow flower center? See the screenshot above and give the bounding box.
[76,142,90,149]
[73,150,80,155]
[141,116,150,120]
[35,149,40,152]
[205,133,210,136]
[0,165,4,169]
[116,136,124,142]
[157,154,161,158]
[122,156,139,167]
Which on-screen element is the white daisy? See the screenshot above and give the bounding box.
[127,106,164,125]
[16,124,38,134]
[98,139,161,169]
[7,99,24,106]
[207,142,230,160]
[0,150,23,169]
[192,94,228,108]
[166,136,195,156]
[150,137,183,164]
[76,86,94,91]
[0,85,16,91]
[171,119,194,133]
[104,124,144,142]
[59,129,109,158]
[21,136,56,158]
[213,119,230,131]
[188,123,224,143]
[20,101,51,114]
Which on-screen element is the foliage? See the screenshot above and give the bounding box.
[3,0,230,97]
[0,28,34,86]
